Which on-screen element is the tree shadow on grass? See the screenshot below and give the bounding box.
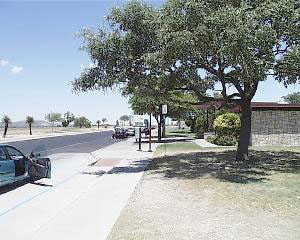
[145,150,300,184]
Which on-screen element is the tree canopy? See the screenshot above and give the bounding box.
[283,92,300,103]
[73,0,300,161]
[45,112,62,124]
[74,116,91,128]
[62,111,75,127]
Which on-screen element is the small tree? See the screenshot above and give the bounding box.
[26,116,34,135]
[195,115,207,139]
[101,118,107,125]
[96,120,101,129]
[62,111,75,128]
[45,112,62,132]
[2,115,11,138]
[119,115,130,126]
[74,117,91,128]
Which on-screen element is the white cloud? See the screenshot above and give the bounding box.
[80,64,85,69]
[11,66,24,74]
[0,60,9,67]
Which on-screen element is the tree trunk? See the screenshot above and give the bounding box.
[236,100,252,162]
[158,120,162,142]
[3,124,8,138]
[191,118,195,133]
[157,114,162,143]
[154,115,161,142]
[29,124,32,135]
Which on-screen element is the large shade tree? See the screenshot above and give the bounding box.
[73,0,300,161]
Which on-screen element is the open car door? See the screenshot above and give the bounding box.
[28,158,51,181]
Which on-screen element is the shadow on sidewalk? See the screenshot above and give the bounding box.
[0,178,51,195]
[108,159,150,174]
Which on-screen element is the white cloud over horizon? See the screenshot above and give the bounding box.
[0,59,9,67]
[11,66,24,74]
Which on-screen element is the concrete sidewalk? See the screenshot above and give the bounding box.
[194,139,219,147]
[0,138,159,240]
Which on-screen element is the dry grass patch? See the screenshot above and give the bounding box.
[108,146,300,240]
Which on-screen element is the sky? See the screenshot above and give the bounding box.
[0,0,300,124]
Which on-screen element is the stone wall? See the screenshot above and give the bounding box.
[251,110,300,146]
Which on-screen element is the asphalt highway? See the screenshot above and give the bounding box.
[2,130,120,156]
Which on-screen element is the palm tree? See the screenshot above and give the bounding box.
[2,115,11,138]
[96,120,101,129]
[26,116,34,135]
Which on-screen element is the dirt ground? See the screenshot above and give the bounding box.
[107,146,300,240]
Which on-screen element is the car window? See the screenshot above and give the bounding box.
[0,147,7,161]
[5,146,25,160]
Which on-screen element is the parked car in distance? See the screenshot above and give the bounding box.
[0,144,51,187]
[112,127,128,139]
[126,127,135,136]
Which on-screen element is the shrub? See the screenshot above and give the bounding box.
[185,119,192,127]
[195,115,207,138]
[208,135,237,146]
[211,113,241,146]
[213,113,241,138]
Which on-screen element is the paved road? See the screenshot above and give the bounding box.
[2,131,120,156]
[0,138,158,240]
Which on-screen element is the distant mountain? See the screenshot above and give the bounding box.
[0,120,52,128]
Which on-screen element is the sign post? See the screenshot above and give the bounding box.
[138,127,142,151]
[162,104,168,115]
[135,127,142,151]
[161,105,167,138]
[148,113,152,152]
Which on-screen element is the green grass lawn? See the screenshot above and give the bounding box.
[155,142,201,156]
[165,127,196,138]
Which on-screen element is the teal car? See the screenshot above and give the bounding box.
[0,144,51,187]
